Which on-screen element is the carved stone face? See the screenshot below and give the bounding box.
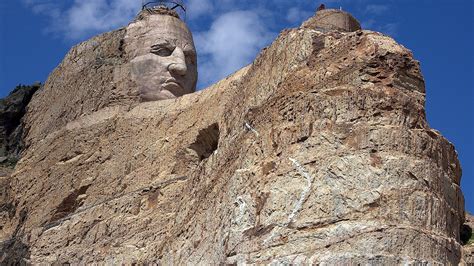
[127,13,197,101]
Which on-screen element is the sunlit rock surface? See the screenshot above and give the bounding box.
[0,8,465,264]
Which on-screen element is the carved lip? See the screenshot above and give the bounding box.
[164,78,182,87]
[163,78,184,93]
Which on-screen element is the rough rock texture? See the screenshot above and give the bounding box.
[22,29,134,143]
[0,84,39,165]
[0,166,14,238]
[303,9,361,32]
[0,12,465,264]
[462,213,474,264]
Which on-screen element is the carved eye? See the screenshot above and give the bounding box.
[151,46,174,57]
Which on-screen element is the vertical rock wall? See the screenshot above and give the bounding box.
[0,12,465,265]
[0,84,39,164]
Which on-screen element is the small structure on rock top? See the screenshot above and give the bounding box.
[304,5,361,32]
[141,0,186,19]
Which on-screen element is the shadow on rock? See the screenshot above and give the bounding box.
[461,224,473,245]
[0,209,30,264]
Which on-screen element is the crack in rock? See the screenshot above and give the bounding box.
[264,158,316,245]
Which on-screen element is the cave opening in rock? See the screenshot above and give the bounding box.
[461,224,473,245]
[189,123,220,161]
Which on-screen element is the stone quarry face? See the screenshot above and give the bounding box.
[127,13,197,101]
[0,9,467,265]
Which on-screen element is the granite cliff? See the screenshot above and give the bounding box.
[0,84,39,166]
[0,7,469,264]
[462,213,474,263]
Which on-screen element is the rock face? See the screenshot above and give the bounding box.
[0,84,39,165]
[462,213,474,264]
[0,84,38,262]
[0,9,465,264]
[303,9,361,32]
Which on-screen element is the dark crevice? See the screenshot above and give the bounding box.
[0,203,16,219]
[0,83,40,165]
[0,209,30,264]
[49,184,91,223]
[189,123,220,161]
[243,224,275,239]
[461,224,472,245]
[307,35,326,68]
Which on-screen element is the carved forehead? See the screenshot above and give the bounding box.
[125,14,195,57]
[152,37,195,51]
[148,33,194,48]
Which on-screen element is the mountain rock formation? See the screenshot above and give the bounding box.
[0,7,468,264]
[0,84,39,166]
[462,213,474,263]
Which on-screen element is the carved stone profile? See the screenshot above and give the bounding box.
[126,7,197,101]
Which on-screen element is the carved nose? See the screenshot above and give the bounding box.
[168,47,187,76]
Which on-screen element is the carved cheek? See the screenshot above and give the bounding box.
[132,56,165,76]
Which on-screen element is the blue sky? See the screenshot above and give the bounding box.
[0,0,473,213]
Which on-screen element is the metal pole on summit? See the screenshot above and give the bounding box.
[141,1,186,12]
[139,1,187,21]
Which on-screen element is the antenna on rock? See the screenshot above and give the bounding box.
[141,0,186,20]
[142,0,185,12]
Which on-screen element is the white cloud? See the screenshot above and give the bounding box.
[22,0,63,20]
[286,7,313,24]
[23,0,140,40]
[65,0,139,39]
[365,4,389,15]
[195,10,274,88]
[187,0,214,19]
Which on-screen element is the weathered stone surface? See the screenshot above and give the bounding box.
[0,84,39,165]
[0,10,465,264]
[303,9,361,32]
[0,85,39,246]
[0,167,14,238]
[462,213,474,264]
[129,8,198,101]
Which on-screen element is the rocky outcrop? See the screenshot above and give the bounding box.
[0,84,39,166]
[303,9,361,32]
[0,166,14,236]
[0,84,39,250]
[0,9,465,264]
[462,213,474,264]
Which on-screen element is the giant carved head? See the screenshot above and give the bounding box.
[126,8,197,101]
